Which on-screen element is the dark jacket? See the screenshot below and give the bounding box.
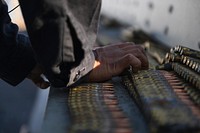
[0,0,101,87]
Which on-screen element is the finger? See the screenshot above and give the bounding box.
[116,42,135,48]
[120,45,148,69]
[122,45,147,57]
[104,44,147,59]
[29,75,50,89]
[98,44,139,59]
[94,42,136,58]
[104,46,149,69]
[109,54,142,76]
[103,42,135,50]
[125,48,149,69]
[36,79,50,89]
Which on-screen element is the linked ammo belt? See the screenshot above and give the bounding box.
[122,45,200,133]
[68,83,133,133]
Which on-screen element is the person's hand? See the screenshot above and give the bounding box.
[87,42,149,82]
[27,64,50,89]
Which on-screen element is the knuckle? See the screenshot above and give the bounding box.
[138,46,145,53]
[127,42,135,45]
[135,61,141,68]
[126,54,134,61]
[125,54,141,69]
[136,45,144,51]
[134,49,142,55]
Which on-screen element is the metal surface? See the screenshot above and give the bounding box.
[0,79,49,133]
[40,87,70,133]
[101,0,200,50]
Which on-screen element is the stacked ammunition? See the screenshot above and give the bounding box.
[160,70,200,117]
[123,70,200,133]
[160,45,200,105]
[163,45,200,74]
[181,56,200,73]
[68,83,132,133]
[172,63,200,90]
[171,45,200,59]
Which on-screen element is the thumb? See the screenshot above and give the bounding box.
[28,74,50,89]
[27,64,50,89]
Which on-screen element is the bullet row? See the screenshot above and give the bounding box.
[163,52,182,63]
[68,83,133,133]
[161,70,200,118]
[172,63,200,90]
[160,45,200,75]
[122,70,200,133]
[163,71,200,105]
[181,55,200,74]
[170,45,200,59]
[162,51,200,74]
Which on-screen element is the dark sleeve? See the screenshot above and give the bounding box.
[18,0,101,87]
[0,1,36,86]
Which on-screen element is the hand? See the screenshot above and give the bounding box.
[27,64,50,89]
[87,42,149,82]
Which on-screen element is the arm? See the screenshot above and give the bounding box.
[29,42,149,87]
[18,0,101,88]
[0,1,37,86]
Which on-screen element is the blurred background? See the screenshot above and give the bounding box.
[101,0,200,50]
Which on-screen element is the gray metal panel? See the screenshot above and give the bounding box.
[101,0,200,49]
[0,79,49,133]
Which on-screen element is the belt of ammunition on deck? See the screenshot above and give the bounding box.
[122,69,200,133]
[161,45,200,100]
[68,83,132,133]
[172,63,200,90]
[122,45,200,133]
[171,45,200,59]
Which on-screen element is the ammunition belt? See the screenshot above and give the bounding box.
[161,45,200,105]
[123,69,200,133]
[122,45,200,133]
[172,63,200,90]
[68,83,132,133]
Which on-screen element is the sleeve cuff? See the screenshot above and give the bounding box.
[67,50,95,87]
